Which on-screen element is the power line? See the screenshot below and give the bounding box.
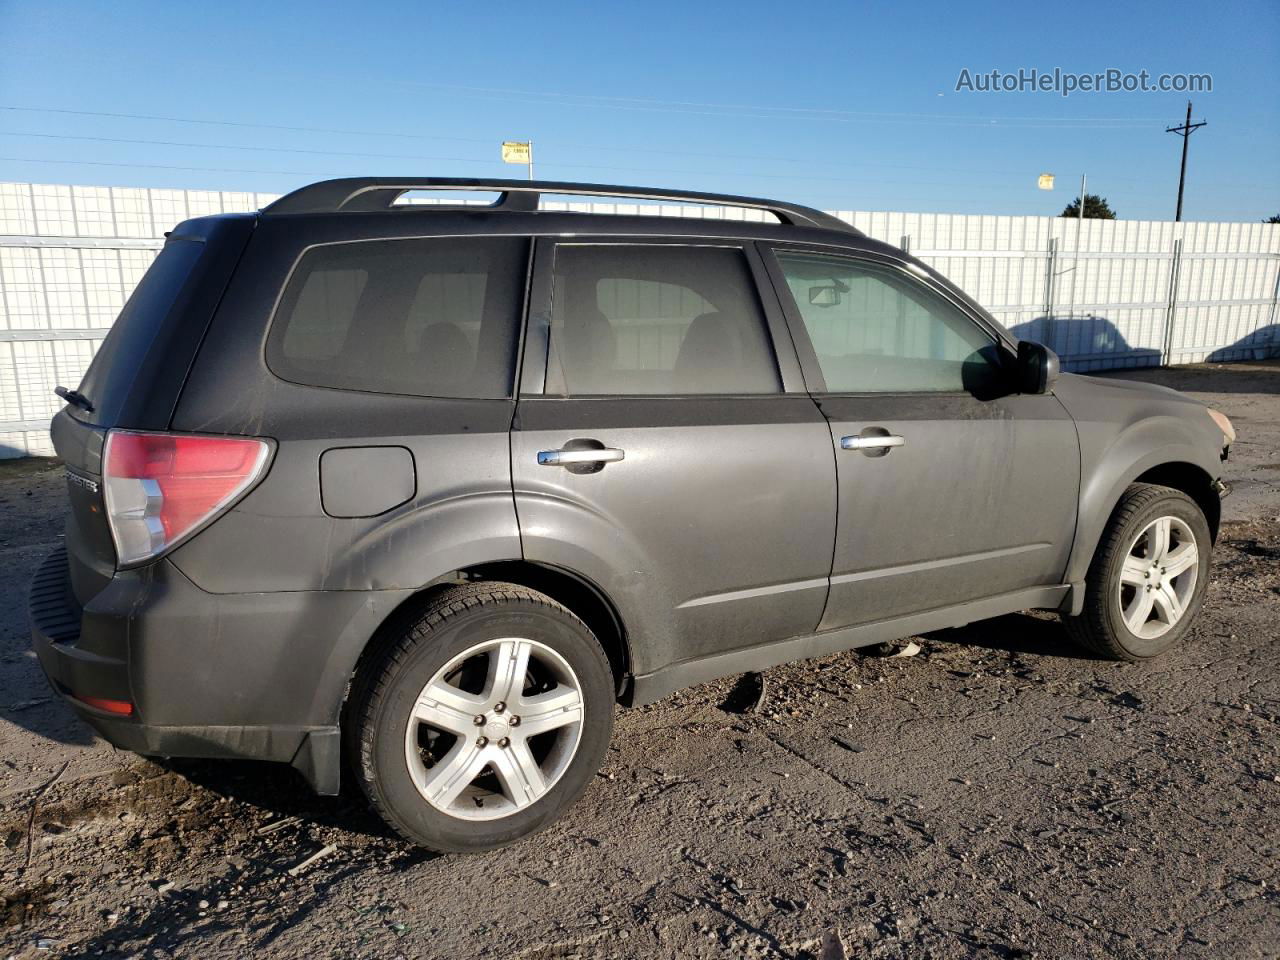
[0,104,1158,172]
[0,152,1197,199]
[0,131,505,167]
[393,80,1169,125]
[5,118,1252,189]
[0,106,495,146]
[0,155,318,176]
[0,131,1182,194]
[394,86,1165,128]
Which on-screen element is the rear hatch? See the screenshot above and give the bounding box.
[53,214,255,605]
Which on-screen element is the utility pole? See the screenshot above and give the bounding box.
[1165,101,1206,222]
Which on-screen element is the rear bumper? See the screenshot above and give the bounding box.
[29,547,412,794]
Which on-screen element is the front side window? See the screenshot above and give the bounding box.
[547,244,781,396]
[267,236,527,398]
[775,252,1003,394]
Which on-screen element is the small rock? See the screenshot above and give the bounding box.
[155,881,175,894]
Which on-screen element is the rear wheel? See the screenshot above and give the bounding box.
[348,583,614,852]
[1065,483,1212,660]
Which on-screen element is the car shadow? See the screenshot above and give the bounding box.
[1207,324,1280,366]
[152,755,400,841]
[921,611,1104,661]
[1008,316,1162,372]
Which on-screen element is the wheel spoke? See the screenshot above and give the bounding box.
[404,635,587,820]
[413,680,485,735]
[1163,542,1199,578]
[1148,517,1172,561]
[485,639,532,704]
[517,686,584,737]
[1123,589,1156,633]
[492,740,546,808]
[419,741,487,809]
[1151,583,1185,625]
[1120,555,1149,587]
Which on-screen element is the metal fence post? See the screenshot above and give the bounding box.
[1162,238,1183,364]
[1043,236,1058,350]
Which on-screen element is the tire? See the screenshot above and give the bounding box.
[347,582,614,852]
[1065,483,1212,661]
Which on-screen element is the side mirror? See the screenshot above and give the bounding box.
[1016,340,1060,394]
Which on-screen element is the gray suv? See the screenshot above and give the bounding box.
[30,178,1234,852]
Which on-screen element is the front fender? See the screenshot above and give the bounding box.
[1056,373,1223,585]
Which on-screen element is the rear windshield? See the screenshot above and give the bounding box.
[74,237,205,425]
[266,236,528,399]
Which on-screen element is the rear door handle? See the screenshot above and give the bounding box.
[537,447,626,466]
[840,434,905,451]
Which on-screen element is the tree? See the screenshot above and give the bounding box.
[1060,194,1116,219]
[1265,214,1280,224]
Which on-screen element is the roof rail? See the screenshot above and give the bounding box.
[260,177,860,234]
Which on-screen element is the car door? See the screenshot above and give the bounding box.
[762,244,1080,631]
[510,238,837,678]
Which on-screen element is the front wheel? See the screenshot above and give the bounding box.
[348,583,614,852]
[1065,483,1212,660]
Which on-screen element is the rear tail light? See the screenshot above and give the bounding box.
[103,430,272,566]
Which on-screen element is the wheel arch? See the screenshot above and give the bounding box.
[342,561,634,720]
[1068,447,1221,586]
[1133,461,1221,543]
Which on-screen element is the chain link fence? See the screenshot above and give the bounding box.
[2,181,1277,457]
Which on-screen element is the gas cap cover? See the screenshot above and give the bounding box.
[320,446,416,518]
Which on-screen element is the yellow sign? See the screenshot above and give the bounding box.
[502,141,531,164]
[1037,173,1055,190]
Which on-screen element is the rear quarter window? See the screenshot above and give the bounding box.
[266,236,528,399]
[74,237,206,425]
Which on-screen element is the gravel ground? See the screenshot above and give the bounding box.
[1,361,1277,960]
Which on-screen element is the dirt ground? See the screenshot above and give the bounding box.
[1,361,1277,960]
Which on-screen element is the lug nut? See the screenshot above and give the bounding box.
[498,737,510,748]
[494,701,506,713]
[476,736,488,748]
[509,715,521,727]
[1143,572,1150,579]
[473,715,486,726]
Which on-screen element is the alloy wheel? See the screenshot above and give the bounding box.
[403,637,585,821]
[1116,515,1199,640]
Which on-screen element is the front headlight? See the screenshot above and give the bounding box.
[1207,407,1235,445]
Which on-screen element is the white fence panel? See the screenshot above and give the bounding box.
[0,181,1277,458]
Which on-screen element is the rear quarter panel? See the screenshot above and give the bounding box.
[168,217,523,593]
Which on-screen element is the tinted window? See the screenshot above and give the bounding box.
[75,237,206,425]
[547,245,780,396]
[268,237,527,398]
[776,252,1002,394]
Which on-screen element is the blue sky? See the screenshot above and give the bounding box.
[0,0,1276,221]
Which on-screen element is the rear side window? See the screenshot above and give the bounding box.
[267,237,528,398]
[546,244,780,396]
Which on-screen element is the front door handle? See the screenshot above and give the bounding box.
[537,447,626,466]
[840,434,905,451]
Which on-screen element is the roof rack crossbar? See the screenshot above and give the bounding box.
[261,177,859,234]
